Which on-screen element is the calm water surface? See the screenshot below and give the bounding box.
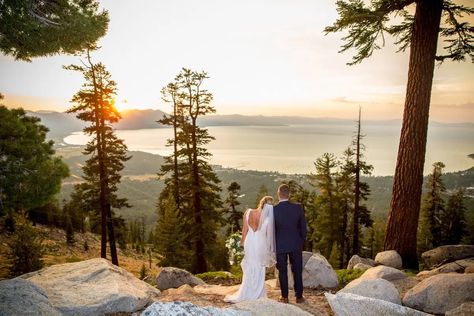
[63,123,474,176]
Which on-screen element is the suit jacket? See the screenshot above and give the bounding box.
[274,201,307,253]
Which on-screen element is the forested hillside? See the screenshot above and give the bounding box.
[57,146,474,230]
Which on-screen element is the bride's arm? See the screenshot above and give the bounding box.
[240,210,248,247]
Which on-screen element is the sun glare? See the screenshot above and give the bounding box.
[114,99,134,112]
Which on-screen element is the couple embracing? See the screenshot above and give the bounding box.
[224,184,308,304]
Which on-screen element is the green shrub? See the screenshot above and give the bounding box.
[7,212,44,276]
[195,271,234,281]
[335,269,364,287]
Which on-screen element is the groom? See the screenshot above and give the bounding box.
[274,184,307,304]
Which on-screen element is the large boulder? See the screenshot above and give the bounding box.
[156,267,205,290]
[416,258,474,278]
[141,301,248,316]
[0,278,62,316]
[347,254,376,270]
[402,273,474,315]
[421,245,474,269]
[339,278,401,304]
[234,298,313,316]
[375,250,403,269]
[276,252,338,289]
[359,265,407,281]
[22,258,161,316]
[302,253,339,288]
[445,302,474,316]
[325,292,430,316]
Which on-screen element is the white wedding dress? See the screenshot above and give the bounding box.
[224,204,276,303]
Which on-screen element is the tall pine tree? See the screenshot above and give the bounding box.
[65,50,130,266]
[155,68,224,273]
[326,0,474,269]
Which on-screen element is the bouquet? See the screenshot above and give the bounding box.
[225,232,244,265]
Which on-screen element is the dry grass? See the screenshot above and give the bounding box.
[0,224,160,281]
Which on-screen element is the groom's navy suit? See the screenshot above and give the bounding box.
[274,200,307,299]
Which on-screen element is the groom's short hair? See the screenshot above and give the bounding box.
[278,184,290,198]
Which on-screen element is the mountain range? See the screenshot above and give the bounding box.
[27,109,473,141]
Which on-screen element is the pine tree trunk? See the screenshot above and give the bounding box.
[88,53,107,260]
[353,107,361,255]
[106,203,119,265]
[384,0,443,269]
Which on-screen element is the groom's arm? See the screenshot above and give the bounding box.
[298,205,307,246]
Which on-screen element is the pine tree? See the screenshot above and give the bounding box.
[311,153,342,261]
[351,108,374,255]
[156,68,224,273]
[326,0,474,269]
[155,192,190,270]
[440,189,466,244]
[224,182,242,235]
[0,0,108,61]
[65,49,130,266]
[418,162,446,253]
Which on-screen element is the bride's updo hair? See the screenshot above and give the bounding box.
[258,196,273,210]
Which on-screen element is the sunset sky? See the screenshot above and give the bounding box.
[1,0,473,123]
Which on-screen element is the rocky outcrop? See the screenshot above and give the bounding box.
[276,252,338,289]
[339,278,401,304]
[375,250,403,269]
[0,278,62,316]
[416,258,474,278]
[347,255,376,270]
[421,245,474,269]
[22,258,160,316]
[325,292,430,316]
[359,265,407,281]
[402,273,474,315]
[156,267,205,290]
[445,302,474,316]
[141,301,248,316]
[234,298,313,316]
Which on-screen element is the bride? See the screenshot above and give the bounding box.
[224,196,276,303]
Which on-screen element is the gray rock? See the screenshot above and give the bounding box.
[156,267,205,290]
[445,302,474,316]
[375,250,403,269]
[302,253,339,288]
[353,263,372,271]
[141,301,249,316]
[340,278,401,304]
[234,298,313,316]
[22,258,161,316]
[276,252,338,289]
[421,245,474,269]
[325,292,431,316]
[403,273,474,315]
[347,254,376,270]
[417,258,474,277]
[0,278,61,316]
[359,265,407,281]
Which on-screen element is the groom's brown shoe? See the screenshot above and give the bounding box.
[296,296,306,303]
[278,296,289,304]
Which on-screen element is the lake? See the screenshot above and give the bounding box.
[63,123,474,176]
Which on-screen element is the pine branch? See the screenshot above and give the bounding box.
[325,0,415,65]
[436,1,474,64]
